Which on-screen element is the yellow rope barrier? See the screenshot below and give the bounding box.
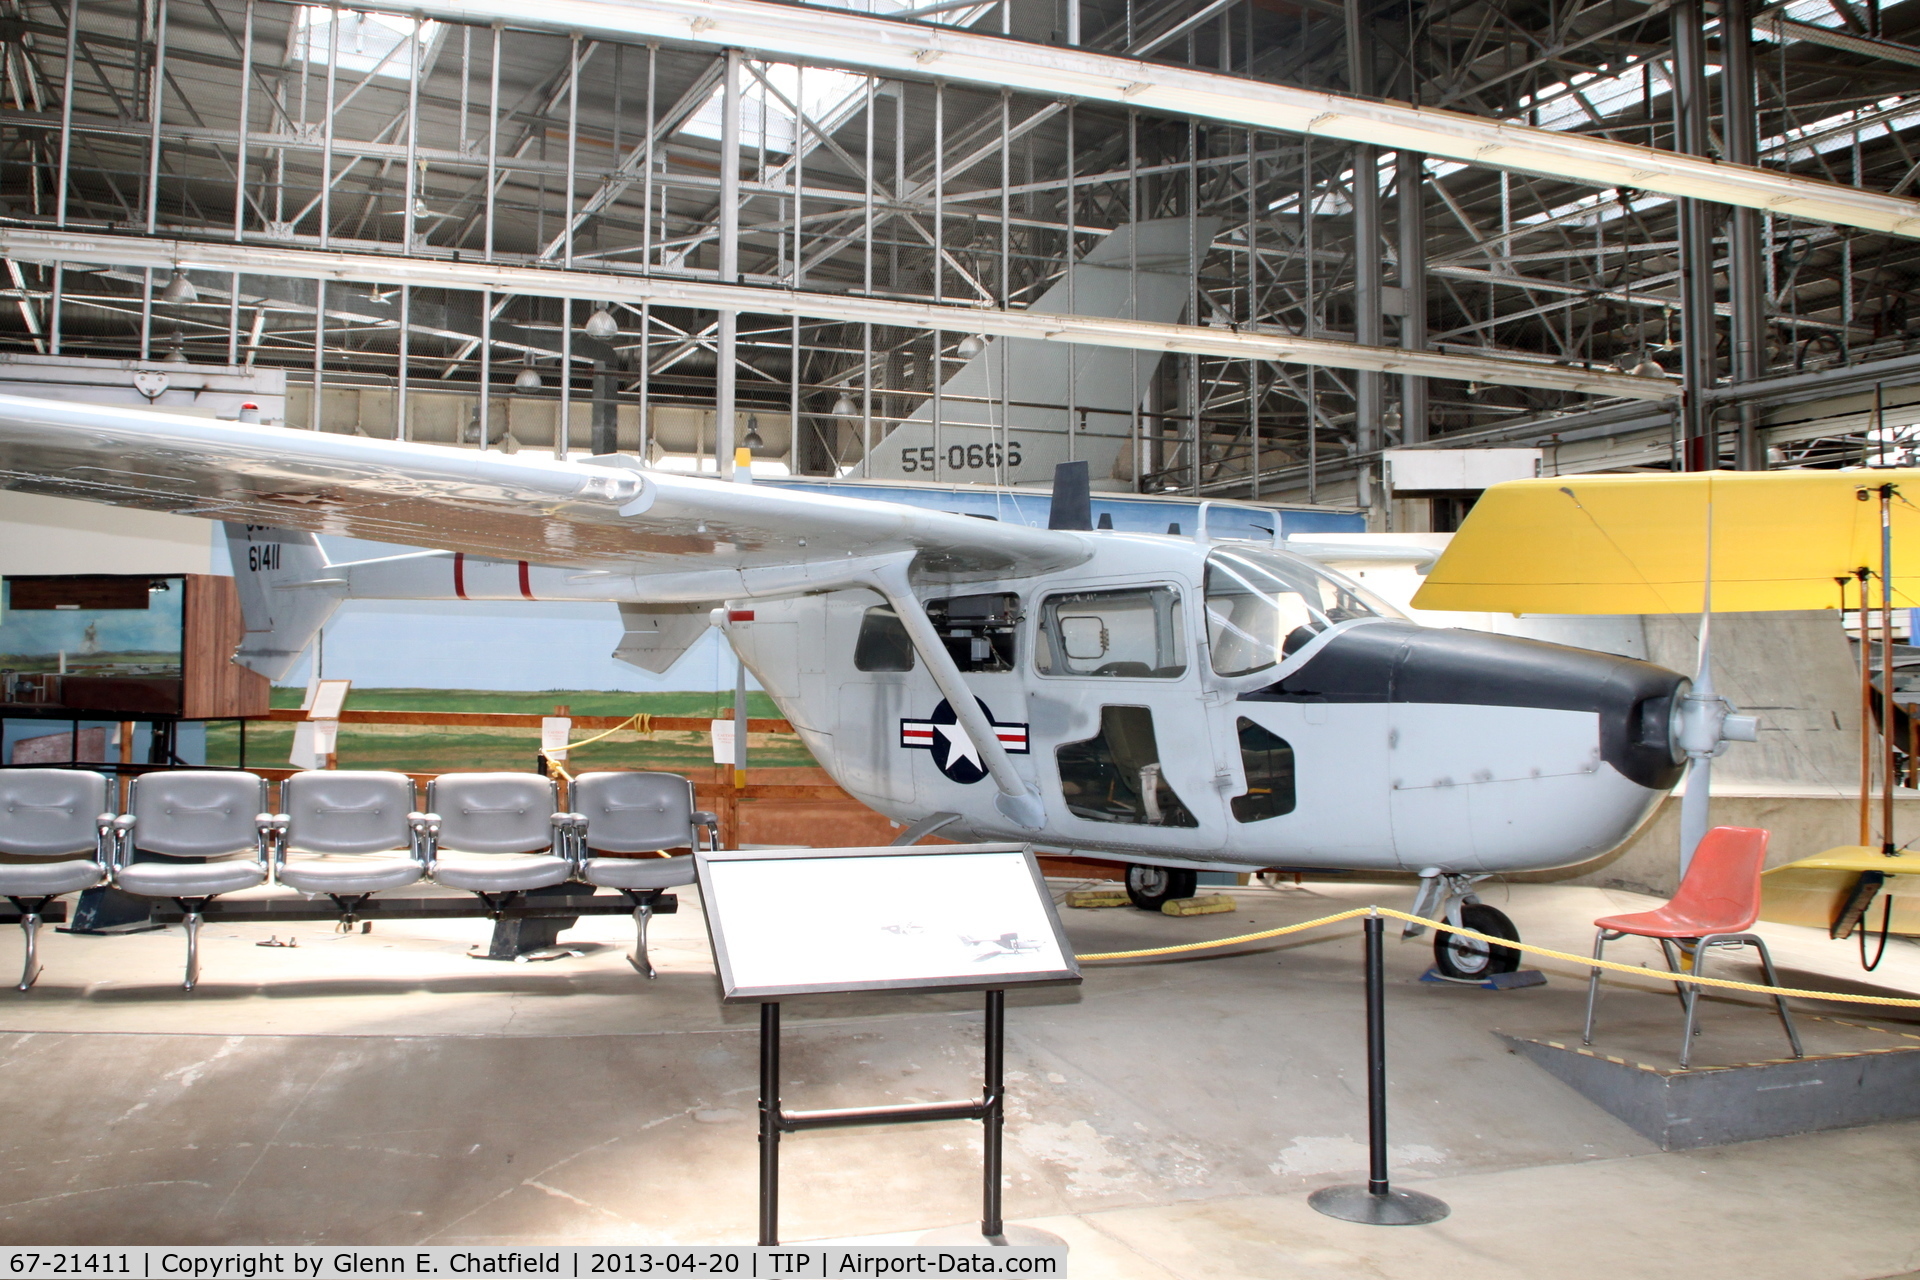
[564,713,654,751]
[1075,905,1920,1010]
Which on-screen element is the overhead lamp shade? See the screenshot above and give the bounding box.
[743,415,764,450]
[164,339,190,365]
[832,394,857,418]
[1412,470,1920,615]
[514,365,543,390]
[159,269,197,304]
[955,334,986,359]
[583,306,619,339]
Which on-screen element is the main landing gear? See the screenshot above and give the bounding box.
[1407,871,1521,981]
[1125,864,1197,911]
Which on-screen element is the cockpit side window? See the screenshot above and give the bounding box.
[1035,587,1187,679]
[854,606,915,672]
[1231,717,1296,822]
[1203,548,1402,677]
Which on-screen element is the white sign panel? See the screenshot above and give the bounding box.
[1384,447,1541,493]
[697,843,1081,999]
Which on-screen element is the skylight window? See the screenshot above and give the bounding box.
[794,0,996,22]
[1755,0,1855,40]
[290,7,443,80]
[680,0,993,153]
[680,62,871,155]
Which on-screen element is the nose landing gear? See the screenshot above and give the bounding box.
[1432,902,1521,980]
[1406,870,1522,980]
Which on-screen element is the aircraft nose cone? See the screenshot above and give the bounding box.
[1241,622,1687,790]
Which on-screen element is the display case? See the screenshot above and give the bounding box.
[0,574,268,720]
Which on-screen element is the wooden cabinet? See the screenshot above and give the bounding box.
[0,573,268,720]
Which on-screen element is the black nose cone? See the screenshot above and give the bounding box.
[1240,622,1686,790]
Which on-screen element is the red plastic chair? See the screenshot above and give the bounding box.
[1582,826,1802,1068]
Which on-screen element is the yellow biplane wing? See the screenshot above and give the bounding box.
[1412,469,1920,615]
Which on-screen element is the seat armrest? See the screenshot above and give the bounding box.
[94,812,116,870]
[692,811,720,853]
[253,812,280,869]
[408,811,441,868]
[270,812,291,871]
[566,812,588,872]
[109,813,137,872]
[548,811,577,869]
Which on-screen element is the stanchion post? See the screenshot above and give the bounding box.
[1308,913,1450,1226]
[759,1001,780,1246]
[982,989,1005,1241]
[1365,913,1389,1196]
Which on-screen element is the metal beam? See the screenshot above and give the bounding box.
[0,227,1679,401]
[346,0,1920,239]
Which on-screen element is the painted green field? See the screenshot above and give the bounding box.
[206,688,816,773]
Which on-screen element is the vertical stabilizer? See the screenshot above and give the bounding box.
[854,216,1223,486]
[223,524,345,681]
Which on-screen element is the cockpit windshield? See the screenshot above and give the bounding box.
[1203,547,1405,677]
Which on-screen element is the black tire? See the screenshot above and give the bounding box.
[1432,903,1521,979]
[1125,864,1198,911]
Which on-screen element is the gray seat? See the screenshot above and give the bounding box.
[422,774,571,899]
[567,771,715,978]
[112,771,271,990]
[0,769,112,990]
[276,771,427,909]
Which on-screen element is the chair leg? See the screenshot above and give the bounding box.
[182,910,203,992]
[1583,928,1608,1046]
[1677,941,1711,1070]
[627,899,656,980]
[17,913,41,992]
[1750,936,1805,1059]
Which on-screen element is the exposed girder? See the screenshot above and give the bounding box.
[357,0,1920,238]
[0,226,1677,400]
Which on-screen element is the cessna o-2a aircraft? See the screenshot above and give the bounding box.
[0,204,1757,985]
[0,379,1762,981]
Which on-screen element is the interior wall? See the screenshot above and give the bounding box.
[0,491,218,576]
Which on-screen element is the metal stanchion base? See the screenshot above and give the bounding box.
[1308,1185,1450,1225]
[917,1225,1068,1249]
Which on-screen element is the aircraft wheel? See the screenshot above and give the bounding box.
[1125,865,1197,911]
[1432,904,1521,979]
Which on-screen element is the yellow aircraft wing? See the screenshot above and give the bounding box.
[1411,469,1920,615]
[1760,846,1920,937]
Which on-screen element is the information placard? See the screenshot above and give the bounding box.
[696,843,1080,999]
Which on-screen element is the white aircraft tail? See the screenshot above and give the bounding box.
[222,523,345,681]
[854,216,1224,485]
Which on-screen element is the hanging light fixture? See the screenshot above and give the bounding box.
[583,305,619,339]
[1381,404,1403,442]
[955,334,986,359]
[514,354,542,390]
[743,415,764,450]
[832,394,857,418]
[158,269,197,304]
[164,335,190,365]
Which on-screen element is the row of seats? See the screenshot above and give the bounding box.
[0,767,718,991]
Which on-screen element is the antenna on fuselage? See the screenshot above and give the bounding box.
[1048,461,1093,531]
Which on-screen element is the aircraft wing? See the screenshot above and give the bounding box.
[0,394,1092,591]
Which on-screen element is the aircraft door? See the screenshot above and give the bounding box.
[1033,582,1228,852]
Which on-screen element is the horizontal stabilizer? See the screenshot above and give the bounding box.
[612,603,713,673]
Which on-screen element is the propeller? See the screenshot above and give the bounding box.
[1674,503,1760,873]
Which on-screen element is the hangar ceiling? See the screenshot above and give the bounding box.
[1,0,1918,513]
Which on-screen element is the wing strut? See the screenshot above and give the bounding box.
[869,558,1047,831]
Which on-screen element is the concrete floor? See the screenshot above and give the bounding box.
[1,878,1918,1277]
